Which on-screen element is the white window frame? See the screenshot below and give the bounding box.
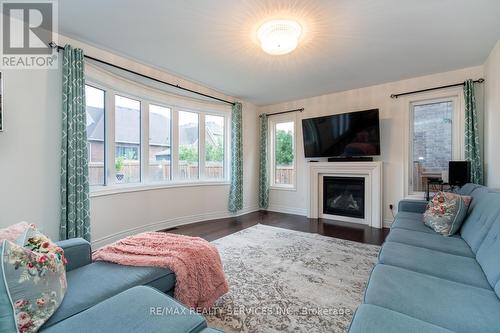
[114,93,142,184]
[84,75,231,196]
[403,89,464,199]
[204,112,229,180]
[85,83,107,186]
[269,114,297,190]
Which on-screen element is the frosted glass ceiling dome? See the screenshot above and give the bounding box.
[257,19,302,55]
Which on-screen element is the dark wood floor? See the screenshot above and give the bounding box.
[164,211,390,245]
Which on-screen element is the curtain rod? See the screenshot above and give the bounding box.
[49,42,236,106]
[390,78,485,99]
[259,108,304,118]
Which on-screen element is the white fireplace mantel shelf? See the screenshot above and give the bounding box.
[308,161,383,229]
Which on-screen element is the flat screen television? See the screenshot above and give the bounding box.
[302,109,380,158]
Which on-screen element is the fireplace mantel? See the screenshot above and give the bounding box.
[308,161,383,228]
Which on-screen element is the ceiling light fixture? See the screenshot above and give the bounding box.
[257,19,302,55]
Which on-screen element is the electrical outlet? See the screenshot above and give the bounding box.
[389,204,394,210]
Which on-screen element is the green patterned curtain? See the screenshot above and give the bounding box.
[464,79,483,185]
[228,102,243,213]
[259,114,269,209]
[60,45,91,241]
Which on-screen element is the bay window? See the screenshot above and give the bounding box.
[84,83,229,191]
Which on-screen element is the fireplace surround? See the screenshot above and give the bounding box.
[308,161,383,228]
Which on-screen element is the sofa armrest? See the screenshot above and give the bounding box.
[398,199,428,214]
[56,238,92,272]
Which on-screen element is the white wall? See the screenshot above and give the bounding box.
[485,40,500,188]
[0,35,259,245]
[0,69,62,239]
[259,66,484,225]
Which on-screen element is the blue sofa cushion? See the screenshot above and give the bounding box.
[397,199,428,214]
[457,183,483,196]
[393,211,423,220]
[40,286,206,333]
[348,304,454,333]
[42,262,175,328]
[56,238,92,272]
[385,229,474,257]
[378,242,491,289]
[475,215,500,290]
[391,213,436,234]
[364,264,500,333]
[460,190,499,253]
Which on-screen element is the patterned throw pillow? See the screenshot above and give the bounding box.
[1,227,67,333]
[424,191,472,236]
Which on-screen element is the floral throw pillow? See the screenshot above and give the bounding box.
[424,191,472,236]
[1,227,67,333]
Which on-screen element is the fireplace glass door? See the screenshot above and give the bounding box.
[323,176,365,219]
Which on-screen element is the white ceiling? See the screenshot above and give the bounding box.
[59,0,500,106]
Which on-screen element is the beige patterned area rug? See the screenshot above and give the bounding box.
[205,224,380,333]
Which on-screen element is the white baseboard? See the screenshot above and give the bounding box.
[266,204,308,217]
[91,204,260,248]
[383,219,394,228]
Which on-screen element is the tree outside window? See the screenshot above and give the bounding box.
[274,121,295,186]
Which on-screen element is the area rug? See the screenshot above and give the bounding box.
[205,224,380,333]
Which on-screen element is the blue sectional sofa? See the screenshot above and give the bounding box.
[349,184,500,333]
[39,238,222,333]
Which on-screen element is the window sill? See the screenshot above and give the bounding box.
[269,185,297,192]
[90,180,230,197]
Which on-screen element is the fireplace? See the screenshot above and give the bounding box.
[323,176,365,219]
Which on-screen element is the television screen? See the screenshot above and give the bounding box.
[302,109,380,158]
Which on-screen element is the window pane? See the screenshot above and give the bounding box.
[178,111,199,180]
[85,85,105,186]
[115,95,141,183]
[149,105,171,181]
[274,121,294,185]
[411,101,453,192]
[205,115,224,180]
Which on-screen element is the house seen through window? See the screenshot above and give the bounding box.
[149,104,171,182]
[115,95,141,184]
[205,115,225,180]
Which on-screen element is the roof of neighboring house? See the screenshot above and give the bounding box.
[179,123,198,146]
[86,106,171,146]
[178,120,224,146]
[86,106,105,141]
[206,121,223,137]
[205,120,223,145]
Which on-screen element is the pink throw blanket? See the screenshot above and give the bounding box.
[93,232,228,309]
